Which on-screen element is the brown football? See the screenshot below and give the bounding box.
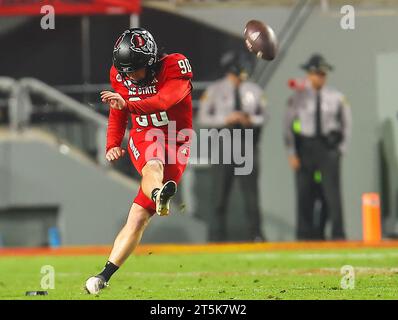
[244,20,278,61]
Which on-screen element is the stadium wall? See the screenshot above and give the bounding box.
[259,7,398,240]
[170,4,398,240]
[1,4,398,242]
[0,129,207,245]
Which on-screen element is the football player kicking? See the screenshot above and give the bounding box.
[85,28,193,294]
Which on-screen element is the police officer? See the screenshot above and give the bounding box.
[284,54,352,240]
[199,52,268,242]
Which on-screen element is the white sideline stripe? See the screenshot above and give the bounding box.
[320,267,398,274]
[56,266,398,279]
[239,252,398,260]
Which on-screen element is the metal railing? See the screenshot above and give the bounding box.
[0,77,208,215]
[0,77,16,92]
[54,81,212,94]
[0,78,210,171]
[1,77,114,167]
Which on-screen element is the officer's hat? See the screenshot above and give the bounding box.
[220,51,253,77]
[301,54,334,74]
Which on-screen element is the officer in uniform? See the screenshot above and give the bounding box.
[199,52,268,242]
[284,54,352,240]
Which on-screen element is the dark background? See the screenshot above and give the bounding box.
[0,7,245,85]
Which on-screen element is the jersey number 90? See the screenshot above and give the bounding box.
[178,59,192,74]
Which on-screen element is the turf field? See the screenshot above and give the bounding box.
[0,245,397,300]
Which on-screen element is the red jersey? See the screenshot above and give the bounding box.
[106,53,193,152]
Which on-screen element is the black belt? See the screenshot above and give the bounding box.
[298,131,343,149]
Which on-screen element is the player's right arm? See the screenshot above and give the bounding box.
[105,67,129,161]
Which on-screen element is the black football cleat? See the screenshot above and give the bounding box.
[155,180,177,216]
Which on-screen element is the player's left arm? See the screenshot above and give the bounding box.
[101,54,193,114]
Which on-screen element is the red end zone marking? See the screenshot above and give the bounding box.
[1,241,398,257]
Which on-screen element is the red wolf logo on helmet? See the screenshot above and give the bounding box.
[130,30,157,56]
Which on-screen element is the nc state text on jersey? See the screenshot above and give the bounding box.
[128,85,157,96]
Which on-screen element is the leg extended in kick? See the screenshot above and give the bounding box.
[85,160,178,294]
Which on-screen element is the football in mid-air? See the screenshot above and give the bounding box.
[244,20,278,61]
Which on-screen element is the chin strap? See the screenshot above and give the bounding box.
[120,66,157,88]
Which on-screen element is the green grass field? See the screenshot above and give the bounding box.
[1,248,397,300]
